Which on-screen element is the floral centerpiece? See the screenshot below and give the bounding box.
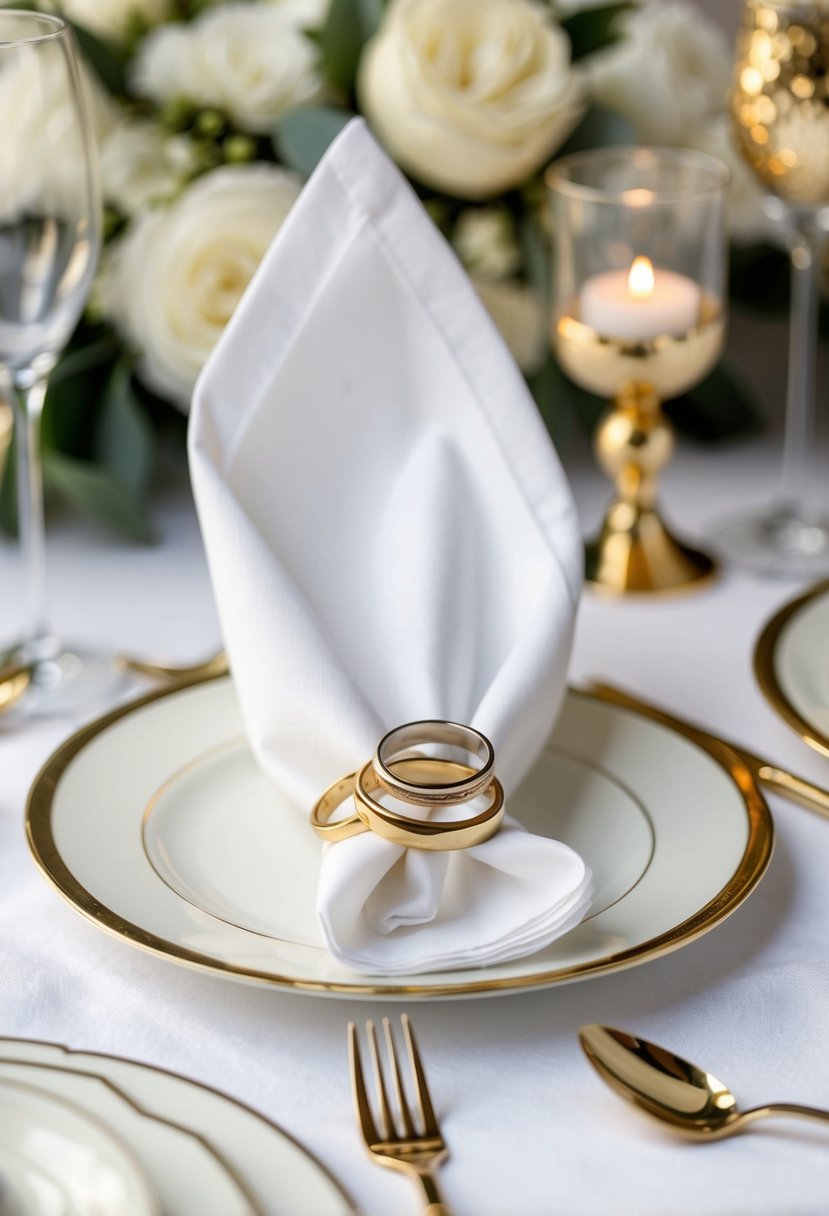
[0,0,777,538]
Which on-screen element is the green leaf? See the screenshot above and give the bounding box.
[317,0,383,93]
[0,428,17,538]
[557,103,637,157]
[42,451,154,541]
[527,355,576,451]
[92,361,156,498]
[69,22,127,96]
[518,212,551,307]
[545,353,608,436]
[728,241,789,315]
[665,357,765,443]
[41,333,121,458]
[560,3,634,61]
[273,105,355,178]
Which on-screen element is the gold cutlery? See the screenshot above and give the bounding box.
[0,661,30,714]
[349,1015,450,1215]
[580,1024,829,1141]
[116,650,229,683]
[588,681,829,821]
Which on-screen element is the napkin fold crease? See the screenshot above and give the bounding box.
[189,118,592,975]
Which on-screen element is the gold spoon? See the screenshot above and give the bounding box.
[116,650,229,682]
[579,1024,829,1141]
[0,662,31,713]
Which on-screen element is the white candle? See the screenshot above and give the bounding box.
[579,256,701,341]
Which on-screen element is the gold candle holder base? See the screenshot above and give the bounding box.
[553,303,723,596]
[585,382,717,596]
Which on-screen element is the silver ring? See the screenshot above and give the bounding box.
[373,720,495,805]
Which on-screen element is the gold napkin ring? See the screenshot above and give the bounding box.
[373,720,496,805]
[310,757,504,850]
[354,758,504,851]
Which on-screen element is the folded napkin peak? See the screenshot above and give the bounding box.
[190,118,592,975]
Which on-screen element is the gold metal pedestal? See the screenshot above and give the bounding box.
[586,383,717,596]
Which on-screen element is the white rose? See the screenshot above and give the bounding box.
[50,0,171,43]
[588,0,730,146]
[103,164,302,408]
[474,278,547,373]
[101,120,198,215]
[131,3,322,134]
[357,0,585,200]
[683,117,779,246]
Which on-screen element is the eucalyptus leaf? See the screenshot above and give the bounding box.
[42,451,154,541]
[560,3,634,61]
[93,361,156,498]
[318,0,383,93]
[41,334,120,458]
[69,22,127,96]
[273,105,356,178]
[518,212,551,305]
[729,241,789,315]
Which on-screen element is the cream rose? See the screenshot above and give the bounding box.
[588,0,730,146]
[100,120,198,215]
[131,3,322,134]
[357,0,584,200]
[103,164,302,408]
[50,0,171,43]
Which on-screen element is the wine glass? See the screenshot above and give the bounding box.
[0,11,123,717]
[721,0,829,576]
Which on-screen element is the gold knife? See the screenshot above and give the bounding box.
[588,681,829,821]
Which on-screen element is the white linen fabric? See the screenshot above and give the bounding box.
[188,118,591,974]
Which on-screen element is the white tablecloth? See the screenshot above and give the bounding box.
[1,433,828,1215]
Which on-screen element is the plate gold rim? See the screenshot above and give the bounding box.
[754,579,829,761]
[26,674,773,999]
[0,1035,357,1216]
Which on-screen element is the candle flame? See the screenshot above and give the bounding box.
[628,256,654,300]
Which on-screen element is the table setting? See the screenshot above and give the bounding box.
[3,0,829,1213]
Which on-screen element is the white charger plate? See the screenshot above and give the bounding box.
[0,1061,257,1216]
[0,1040,354,1216]
[755,579,829,759]
[26,676,772,999]
[0,1076,158,1216]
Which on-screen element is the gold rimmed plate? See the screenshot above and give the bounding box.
[754,580,829,760]
[0,1038,354,1216]
[27,675,772,999]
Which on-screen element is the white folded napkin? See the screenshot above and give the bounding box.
[188,118,592,975]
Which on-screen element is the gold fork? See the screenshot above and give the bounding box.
[348,1014,451,1216]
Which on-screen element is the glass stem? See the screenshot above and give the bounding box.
[779,218,825,514]
[11,369,52,659]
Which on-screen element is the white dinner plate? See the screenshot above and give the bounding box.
[26,677,771,999]
[755,579,829,759]
[0,1076,158,1216]
[0,1061,258,1216]
[0,1041,354,1216]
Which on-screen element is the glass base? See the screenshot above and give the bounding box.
[713,504,829,579]
[0,639,128,722]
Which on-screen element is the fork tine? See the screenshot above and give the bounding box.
[367,1019,396,1140]
[383,1017,416,1139]
[348,1022,379,1144]
[402,1013,439,1136]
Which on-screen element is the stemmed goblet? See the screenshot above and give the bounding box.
[0,11,122,717]
[722,0,829,576]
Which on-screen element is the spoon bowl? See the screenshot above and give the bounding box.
[579,1024,829,1141]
